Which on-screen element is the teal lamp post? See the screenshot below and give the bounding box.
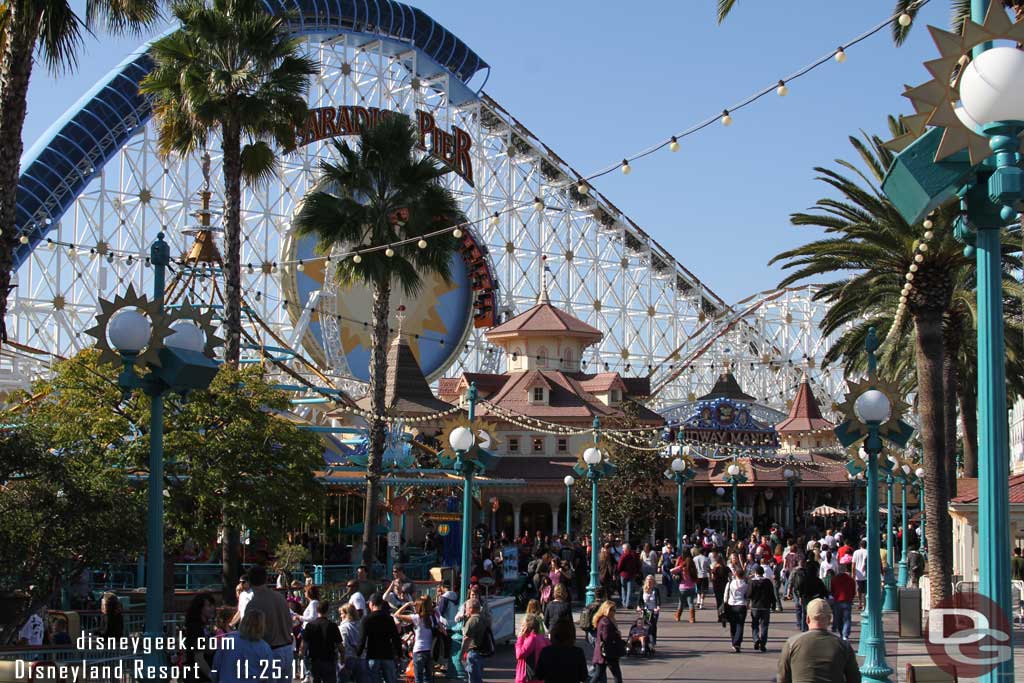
[783,465,801,535]
[881,6,1022,680]
[724,461,748,539]
[577,417,617,606]
[665,449,696,550]
[895,462,912,587]
[85,233,221,665]
[833,328,913,683]
[563,475,575,540]
[882,465,898,612]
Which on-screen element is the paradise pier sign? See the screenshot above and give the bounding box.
[297,106,475,187]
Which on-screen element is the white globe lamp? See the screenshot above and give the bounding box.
[915,467,925,479]
[671,457,685,473]
[854,389,891,423]
[727,464,740,477]
[564,475,575,487]
[449,426,474,452]
[108,308,152,354]
[165,319,206,353]
[583,447,601,465]
[716,487,725,497]
[784,468,795,480]
[958,47,1024,126]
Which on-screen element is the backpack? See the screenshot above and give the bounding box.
[579,602,599,634]
[476,625,496,657]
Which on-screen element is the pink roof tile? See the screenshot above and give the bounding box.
[485,302,602,342]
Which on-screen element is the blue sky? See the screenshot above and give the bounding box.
[24,0,952,303]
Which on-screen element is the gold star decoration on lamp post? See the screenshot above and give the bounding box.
[886,3,1024,164]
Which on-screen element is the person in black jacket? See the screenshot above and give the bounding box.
[791,560,829,633]
[535,620,588,683]
[748,565,777,652]
[543,585,572,632]
[357,594,402,683]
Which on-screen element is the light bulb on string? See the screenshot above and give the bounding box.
[577,181,590,195]
[296,260,304,272]
[923,219,933,229]
[721,110,733,126]
[918,242,929,252]
[909,263,918,272]
[898,12,912,27]
[417,239,427,249]
[776,80,788,97]
[533,197,544,211]
[385,247,394,258]
[19,235,28,245]
[835,47,847,63]
[453,228,463,238]
[669,137,680,152]
[353,253,362,264]
[906,272,914,281]
[621,159,631,175]
[490,212,499,226]
[914,253,924,263]
[924,231,933,241]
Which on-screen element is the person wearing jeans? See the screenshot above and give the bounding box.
[830,560,857,641]
[748,565,777,652]
[358,595,401,683]
[616,544,640,609]
[723,567,750,653]
[462,599,488,683]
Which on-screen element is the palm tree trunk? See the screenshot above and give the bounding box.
[914,310,953,606]
[219,123,243,599]
[221,122,243,366]
[0,11,40,346]
[959,389,979,477]
[362,276,391,571]
[942,319,960,498]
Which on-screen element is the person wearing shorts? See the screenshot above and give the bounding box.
[851,540,868,610]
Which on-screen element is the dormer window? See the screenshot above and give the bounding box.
[610,389,621,403]
[533,387,544,402]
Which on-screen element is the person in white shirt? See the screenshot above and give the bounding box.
[17,610,43,646]
[301,585,320,624]
[851,540,868,610]
[235,579,254,622]
[693,548,711,609]
[823,530,835,551]
[723,567,750,652]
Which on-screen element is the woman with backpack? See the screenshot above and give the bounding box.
[514,613,549,683]
[591,601,625,683]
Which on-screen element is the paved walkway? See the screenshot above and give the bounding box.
[475,601,1024,682]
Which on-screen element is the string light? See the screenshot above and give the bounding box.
[668,137,680,153]
[834,47,847,63]
[620,159,632,175]
[417,239,427,249]
[721,110,733,126]
[490,212,500,226]
[898,12,913,27]
[776,80,789,97]
[352,254,362,264]
[385,247,394,257]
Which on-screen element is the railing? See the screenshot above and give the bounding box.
[86,555,438,592]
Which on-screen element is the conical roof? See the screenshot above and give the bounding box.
[353,334,454,415]
[776,376,834,433]
[485,302,602,343]
[697,371,755,402]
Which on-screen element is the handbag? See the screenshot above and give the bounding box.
[599,622,628,660]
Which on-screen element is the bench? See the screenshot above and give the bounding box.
[906,663,957,683]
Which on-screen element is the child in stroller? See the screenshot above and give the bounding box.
[627,613,653,657]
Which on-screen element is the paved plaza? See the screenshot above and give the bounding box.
[478,604,1024,682]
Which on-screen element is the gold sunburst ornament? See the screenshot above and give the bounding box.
[438,416,500,463]
[887,3,1024,164]
[166,302,224,358]
[835,375,909,443]
[83,284,172,369]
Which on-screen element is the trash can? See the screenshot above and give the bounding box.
[899,586,922,637]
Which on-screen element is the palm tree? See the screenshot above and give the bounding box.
[770,127,971,605]
[140,0,315,600]
[140,0,316,366]
[293,115,465,571]
[0,0,160,345]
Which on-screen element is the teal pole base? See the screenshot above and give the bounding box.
[450,632,466,679]
[882,570,898,612]
[857,607,871,658]
[896,560,908,587]
[860,663,893,683]
[585,576,600,607]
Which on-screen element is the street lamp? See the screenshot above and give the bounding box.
[833,328,912,683]
[564,475,575,539]
[896,462,912,587]
[666,452,696,550]
[783,466,801,534]
[85,233,221,662]
[915,466,927,556]
[724,461,747,539]
[578,420,616,606]
[882,464,898,612]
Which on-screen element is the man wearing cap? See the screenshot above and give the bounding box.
[777,599,860,683]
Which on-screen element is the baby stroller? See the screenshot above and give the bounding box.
[626,610,654,657]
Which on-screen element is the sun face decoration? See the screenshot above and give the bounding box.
[887,3,1024,165]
